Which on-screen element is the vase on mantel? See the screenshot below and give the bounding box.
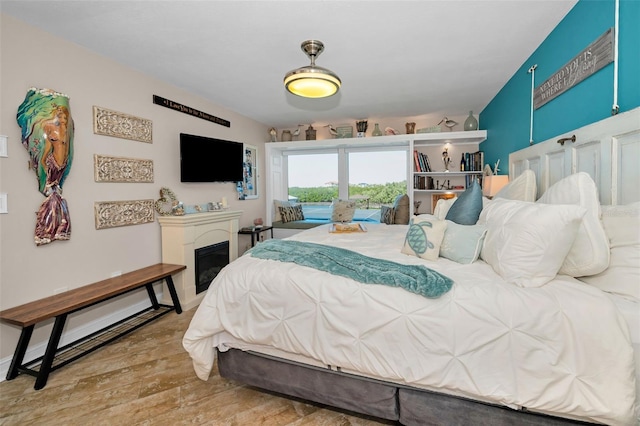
[372,123,383,136]
[463,111,478,131]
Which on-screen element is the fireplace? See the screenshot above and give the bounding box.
[194,241,229,294]
[158,210,242,309]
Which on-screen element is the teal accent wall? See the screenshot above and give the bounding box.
[480,0,640,173]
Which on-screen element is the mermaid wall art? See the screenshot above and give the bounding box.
[16,88,75,246]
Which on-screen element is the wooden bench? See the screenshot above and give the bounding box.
[0,263,186,390]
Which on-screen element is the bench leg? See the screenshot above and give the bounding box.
[164,275,182,314]
[35,314,67,390]
[145,283,160,309]
[6,325,34,380]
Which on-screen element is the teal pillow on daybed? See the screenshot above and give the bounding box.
[445,181,483,225]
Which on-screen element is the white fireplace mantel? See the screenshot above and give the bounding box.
[158,210,242,310]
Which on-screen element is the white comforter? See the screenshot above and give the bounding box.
[183,224,637,425]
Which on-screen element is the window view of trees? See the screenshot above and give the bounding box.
[287,149,407,221]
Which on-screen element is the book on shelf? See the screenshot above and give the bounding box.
[459,150,484,172]
[414,150,421,172]
[413,150,432,172]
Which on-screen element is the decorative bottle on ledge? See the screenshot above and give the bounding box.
[372,123,383,136]
[463,111,478,131]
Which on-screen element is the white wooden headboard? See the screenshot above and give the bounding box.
[509,107,640,205]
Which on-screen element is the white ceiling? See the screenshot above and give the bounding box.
[1,0,577,129]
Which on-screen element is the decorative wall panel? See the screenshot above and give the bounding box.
[94,155,154,183]
[94,199,155,229]
[93,106,153,143]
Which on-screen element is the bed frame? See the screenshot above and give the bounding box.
[218,349,591,425]
[218,109,640,425]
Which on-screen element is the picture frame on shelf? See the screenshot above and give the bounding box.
[336,126,353,139]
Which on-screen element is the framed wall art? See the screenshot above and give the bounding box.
[94,154,154,183]
[240,144,258,200]
[93,106,153,143]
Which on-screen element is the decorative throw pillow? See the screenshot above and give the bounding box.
[440,221,487,264]
[401,216,447,261]
[479,199,586,287]
[445,181,483,225]
[331,199,356,222]
[493,169,537,202]
[279,204,304,223]
[537,172,609,277]
[380,206,395,224]
[273,199,293,222]
[392,194,410,224]
[433,197,457,220]
[579,202,640,302]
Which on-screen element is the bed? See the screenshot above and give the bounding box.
[183,109,640,425]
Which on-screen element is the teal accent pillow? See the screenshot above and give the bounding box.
[445,181,483,225]
[440,220,487,264]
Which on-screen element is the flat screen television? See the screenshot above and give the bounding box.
[180,133,244,182]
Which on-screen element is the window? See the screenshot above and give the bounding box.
[348,149,407,221]
[287,152,338,219]
[285,148,407,221]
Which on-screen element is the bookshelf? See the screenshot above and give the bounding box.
[411,132,486,214]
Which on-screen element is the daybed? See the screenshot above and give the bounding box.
[183,113,639,425]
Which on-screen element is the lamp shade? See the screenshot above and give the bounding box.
[482,175,509,198]
[284,40,341,98]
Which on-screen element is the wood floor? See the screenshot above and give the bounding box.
[0,307,392,425]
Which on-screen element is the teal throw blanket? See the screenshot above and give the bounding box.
[249,239,453,298]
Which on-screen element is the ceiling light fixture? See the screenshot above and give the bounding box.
[284,40,341,98]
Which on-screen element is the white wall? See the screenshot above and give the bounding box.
[0,14,268,364]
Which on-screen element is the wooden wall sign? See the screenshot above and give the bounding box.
[93,106,153,143]
[534,28,614,109]
[153,95,230,127]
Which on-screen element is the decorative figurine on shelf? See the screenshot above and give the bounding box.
[413,200,422,215]
[172,201,185,216]
[281,129,292,141]
[324,124,338,138]
[463,111,479,131]
[438,117,458,131]
[385,127,399,135]
[405,122,416,134]
[292,124,304,140]
[356,120,368,137]
[17,87,75,246]
[442,146,452,171]
[305,124,316,140]
[269,127,277,142]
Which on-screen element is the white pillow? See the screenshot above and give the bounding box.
[401,216,447,261]
[579,202,640,302]
[273,199,293,222]
[440,221,487,264]
[537,172,609,277]
[433,197,457,220]
[331,199,356,222]
[493,169,537,202]
[479,199,586,287]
